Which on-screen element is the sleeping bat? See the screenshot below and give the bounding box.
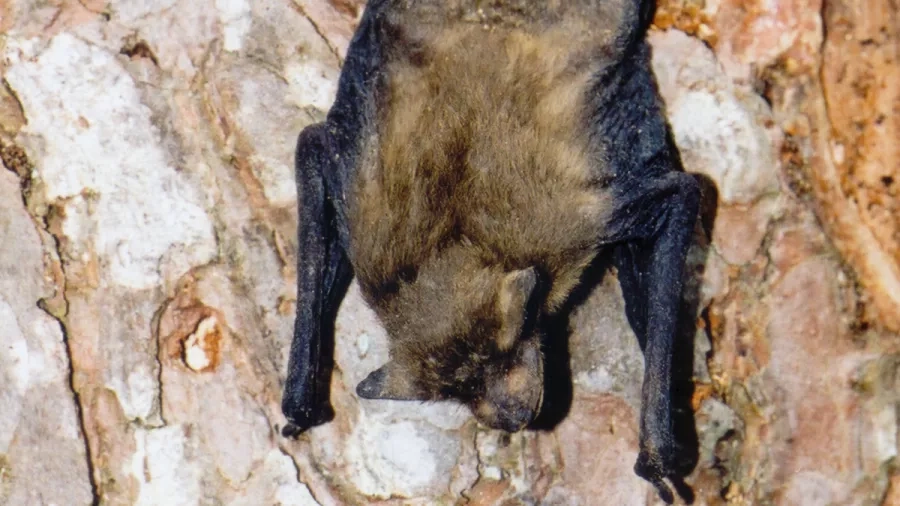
[281,0,700,502]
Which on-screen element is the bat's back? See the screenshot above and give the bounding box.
[349,1,644,309]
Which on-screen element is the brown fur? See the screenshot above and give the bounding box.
[349,2,624,424]
[351,5,621,304]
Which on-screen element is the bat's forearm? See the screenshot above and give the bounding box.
[282,125,333,436]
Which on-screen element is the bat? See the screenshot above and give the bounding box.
[281,1,700,502]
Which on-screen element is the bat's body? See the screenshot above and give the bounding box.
[282,1,699,502]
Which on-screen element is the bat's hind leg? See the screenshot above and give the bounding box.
[589,39,702,501]
[281,124,353,438]
[606,169,700,502]
[280,1,385,438]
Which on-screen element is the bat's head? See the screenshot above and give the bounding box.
[357,247,544,432]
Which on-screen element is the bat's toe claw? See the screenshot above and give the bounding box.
[635,445,694,504]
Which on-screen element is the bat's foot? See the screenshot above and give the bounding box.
[635,444,695,504]
[280,404,335,439]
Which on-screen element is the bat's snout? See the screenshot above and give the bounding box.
[473,338,544,432]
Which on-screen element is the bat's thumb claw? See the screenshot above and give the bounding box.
[635,449,678,504]
[281,422,306,439]
[651,478,675,504]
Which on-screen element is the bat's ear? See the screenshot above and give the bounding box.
[356,362,428,401]
[496,267,539,351]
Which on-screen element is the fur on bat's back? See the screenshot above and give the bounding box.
[349,1,633,312]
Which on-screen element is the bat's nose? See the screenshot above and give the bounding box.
[473,385,543,433]
[496,413,532,433]
[483,405,534,433]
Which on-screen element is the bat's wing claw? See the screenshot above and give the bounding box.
[281,422,307,439]
[651,478,675,505]
[281,403,335,439]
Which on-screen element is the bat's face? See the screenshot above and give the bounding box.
[356,330,544,432]
[466,333,544,432]
[356,249,545,432]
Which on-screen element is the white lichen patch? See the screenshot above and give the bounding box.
[109,0,179,24]
[228,450,322,506]
[667,90,777,203]
[0,300,28,452]
[132,426,201,506]
[284,59,339,112]
[868,402,898,465]
[342,414,461,499]
[5,34,216,290]
[650,30,780,205]
[0,302,30,394]
[575,366,615,392]
[274,481,321,506]
[124,364,159,423]
[783,471,843,506]
[184,316,221,372]
[216,0,252,52]
[233,68,301,206]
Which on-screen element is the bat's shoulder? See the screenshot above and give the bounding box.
[376,0,639,63]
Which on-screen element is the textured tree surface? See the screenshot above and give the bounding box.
[0,1,898,505]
